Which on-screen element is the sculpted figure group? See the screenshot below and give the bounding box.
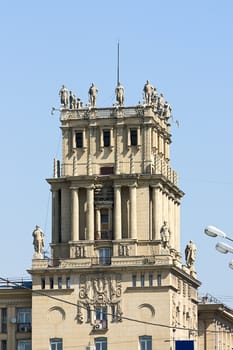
[58,80,172,119]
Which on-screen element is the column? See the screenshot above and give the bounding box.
[152,185,162,240]
[86,186,94,240]
[71,188,79,241]
[114,185,122,240]
[95,208,101,239]
[52,189,60,243]
[130,184,137,239]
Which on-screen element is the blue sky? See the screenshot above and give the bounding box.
[1,1,233,306]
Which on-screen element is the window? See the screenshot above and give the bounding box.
[141,274,145,287]
[17,340,31,350]
[103,130,110,147]
[17,308,31,333]
[49,277,54,289]
[50,338,62,350]
[149,274,153,287]
[66,276,71,289]
[41,277,45,289]
[1,340,6,350]
[132,274,137,287]
[99,247,111,265]
[157,274,161,286]
[95,337,107,350]
[95,306,107,329]
[139,336,152,350]
[1,308,7,333]
[75,131,83,148]
[130,129,137,146]
[58,277,62,289]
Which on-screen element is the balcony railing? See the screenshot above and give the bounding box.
[17,323,32,333]
[91,257,111,266]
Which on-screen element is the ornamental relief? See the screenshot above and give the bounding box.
[79,273,122,304]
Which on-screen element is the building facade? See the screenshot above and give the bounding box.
[29,81,201,350]
[0,279,32,350]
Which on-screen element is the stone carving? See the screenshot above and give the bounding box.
[76,301,84,324]
[119,244,130,256]
[88,83,98,107]
[185,240,196,268]
[143,80,154,105]
[163,101,172,119]
[115,82,124,106]
[71,245,87,258]
[160,221,171,249]
[32,225,44,256]
[59,85,68,107]
[79,273,122,304]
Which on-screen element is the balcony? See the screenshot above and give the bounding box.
[17,323,32,333]
[95,230,112,240]
[91,257,111,266]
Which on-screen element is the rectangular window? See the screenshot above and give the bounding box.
[17,340,31,350]
[157,274,161,286]
[41,277,45,289]
[95,306,107,329]
[66,277,71,289]
[1,308,7,333]
[132,274,137,287]
[50,338,62,350]
[95,337,107,350]
[99,247,111,265]
[141,274,145,287]
[103,130,110,147]
[1,340,6,350]
[130,129,137,146]
[49,277,54,289]
[149,274,153,287]
[139,336,152,350]
[75,131,83,148]
[17,308,31,333]
[58,277,62,289]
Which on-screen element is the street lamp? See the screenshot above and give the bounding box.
[204,225,233,270]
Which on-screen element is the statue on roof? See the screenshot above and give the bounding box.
[32,225,45,256]
[88,83,99,108]
[69,91,76,109]
[185,240,196,268]
[143,80,154,105]
[115,82,124,106]
[59,85,68,108]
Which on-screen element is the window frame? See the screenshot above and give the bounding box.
[139,336,152,350]
[50,338,63,350]
[95,337,107,350]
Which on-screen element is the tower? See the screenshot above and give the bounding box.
[30,81,200,350]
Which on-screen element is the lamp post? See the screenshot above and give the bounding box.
[204,225,233,269]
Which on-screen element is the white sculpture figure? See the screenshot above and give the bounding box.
[32,225,45,256]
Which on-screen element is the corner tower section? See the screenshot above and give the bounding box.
[49,92,183,264]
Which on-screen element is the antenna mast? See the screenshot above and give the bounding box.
[117,41,120,85]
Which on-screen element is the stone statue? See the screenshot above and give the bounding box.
[88,83,98,107]
[143,80,154,105]
[32,225,45,255]
[163,101,172,119]
[69,91,76,109]
[115,82,124,106]
[59,85,68,107]
[160,221,171,249]
[158,93,165,112]
[185,240,196,268]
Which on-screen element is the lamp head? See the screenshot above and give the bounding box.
[204,226,226,238]
[216,242,233,254]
